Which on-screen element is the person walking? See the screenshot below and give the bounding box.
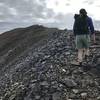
[72,8,95,65]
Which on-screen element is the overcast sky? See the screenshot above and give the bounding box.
[0,0,100,32]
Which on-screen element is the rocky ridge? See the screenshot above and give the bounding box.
[0,25,100,100]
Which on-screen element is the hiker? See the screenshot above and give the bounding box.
[73,8,95,65]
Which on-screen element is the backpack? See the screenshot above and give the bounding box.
[74,14,89,34]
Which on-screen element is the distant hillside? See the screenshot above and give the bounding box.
[0,25,61,67]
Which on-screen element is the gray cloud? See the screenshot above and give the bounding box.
[96,5,100,7]
[94,20,100,30]
[0,0,60,32]
[0,4,14,21]
[55,1,59,6]
[83,0,94,5]
[0,0,99,32]
[54,13,74,29]
[38,12,74,29]
[66,3,70,6]
[0,0,48,21]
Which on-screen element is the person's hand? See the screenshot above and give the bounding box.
[92,33,96,44]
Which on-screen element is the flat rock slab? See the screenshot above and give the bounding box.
[90,45,100,48]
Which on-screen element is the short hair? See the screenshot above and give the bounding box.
[79,8,87,15]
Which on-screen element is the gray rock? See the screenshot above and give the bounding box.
[52,92,61,100]
[72,89,79,94]
[97,96,100,100]
[40,81,49,86]
[35,95,41,100]
[81,93,87,98]
[64,78,77,88]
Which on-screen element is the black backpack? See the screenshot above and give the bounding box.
[74,14,89,34]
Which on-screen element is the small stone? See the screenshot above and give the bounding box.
[72,89,79,94]
[81,93,87,98]
[62,69,66,72]
[64,78,77,87]
[50,65,53,68]
[97,96,100,100]
[69,92,76,98]
[35,95,41,99]
[40,81,49,86]
[12,82,19,87]
[65,52,70,55]
[52,92,61,100]
[9,94,16,100]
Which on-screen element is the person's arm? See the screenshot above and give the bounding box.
[88,17,96,43]
[88,17,94,34]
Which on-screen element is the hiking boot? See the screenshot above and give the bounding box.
[84,55,89,62]
[71,60,82,66]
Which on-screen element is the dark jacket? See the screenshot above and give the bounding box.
[73,14,94,35]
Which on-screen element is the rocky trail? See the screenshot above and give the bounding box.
[0,25,100,100]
